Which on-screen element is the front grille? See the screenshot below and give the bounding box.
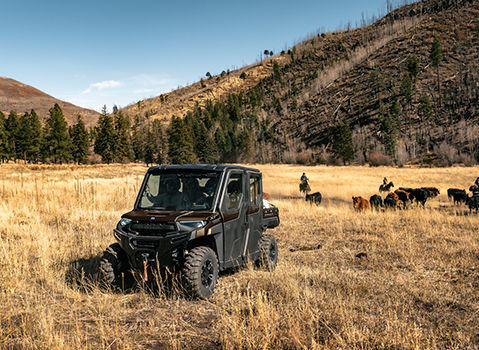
[128,222,176,236]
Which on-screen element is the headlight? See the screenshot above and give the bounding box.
[118,218,132,228]
[178,220,207,231]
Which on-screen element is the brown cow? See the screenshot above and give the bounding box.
[352,196,370,212]
[394,189,410,208]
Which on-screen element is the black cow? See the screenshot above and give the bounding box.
[305,192,322,205]
[448,188,466,200]
[398,187,415,203]
[421,187,440,198]
[410,188,428,207]
[466,195,479,214]
[384,195,397,209]
[452,191,468,205]
[369,194,383,210]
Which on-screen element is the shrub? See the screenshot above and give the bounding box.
[240,72,247,79]
[295,150,314,165]
[406,55,419,79]
[368,152,393,166]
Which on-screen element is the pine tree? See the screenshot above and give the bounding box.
[380,113,398,157]
[370,68,384,105]
[430,37,443,106]
[331,122,354,164]
[390,100,401,118]
[151,119,168,164]
[400,73,412,104]
[5,111,19,161]
[273,61,282,82]
[143,124,156,166]
[167,115,196,164]
[17,112,31,161]
[214,127,227,161]
[43,104,72,163]
[406,55,419,80]
[94,106,116,163]
[237,128,253,162]
[418,94,433,120]
[114,111,133,162]
[70,116,90,164]
[195,121,219,163]
[17,110,42,163]
[0,112,8,162]
[131,114,146,161]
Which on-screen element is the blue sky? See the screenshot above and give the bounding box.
[0,0,403,112]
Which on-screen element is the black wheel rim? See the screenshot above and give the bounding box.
[269,243,276,262]
[201,259,214,288]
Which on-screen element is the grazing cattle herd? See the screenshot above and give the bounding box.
[300,174,479,214]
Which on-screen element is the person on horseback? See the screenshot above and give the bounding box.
[475,177,479,187]
[299,173,311,196]
[379,177,394,193]
[301,173,309,184]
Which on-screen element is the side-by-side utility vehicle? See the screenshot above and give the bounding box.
[100,164,280,298]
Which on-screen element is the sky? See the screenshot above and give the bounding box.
[0,0,403,112]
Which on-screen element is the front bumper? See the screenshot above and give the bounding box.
[114,228,190,269]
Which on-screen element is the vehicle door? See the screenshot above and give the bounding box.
[244,172,262,260]
[220,170,248,268]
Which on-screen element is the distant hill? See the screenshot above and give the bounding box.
[0,77,99,126]
[120,58,285,124]
[121,0,479,165]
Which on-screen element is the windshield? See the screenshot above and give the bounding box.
[137,170,221,211]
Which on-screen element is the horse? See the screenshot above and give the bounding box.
[299,180,311,197]
[469,185,479,195]
[379,181,394,193]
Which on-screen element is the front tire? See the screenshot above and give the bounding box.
[182,246,219,299]
[99,243,132,290]
[257,234,278,271]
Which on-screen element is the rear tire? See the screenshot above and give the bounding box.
[182,246,219,299]
[99,243,133,290]
[257,234,278,271]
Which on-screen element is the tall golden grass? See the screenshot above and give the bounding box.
[0,164,478,349]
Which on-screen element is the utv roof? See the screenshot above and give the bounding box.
[147,164,260,173]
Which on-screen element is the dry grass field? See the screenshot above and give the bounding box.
[0,163,478,349]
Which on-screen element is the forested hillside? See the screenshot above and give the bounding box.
[120,0,479,166]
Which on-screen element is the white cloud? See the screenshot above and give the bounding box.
[63,74,178,112]
[81,80,123,95]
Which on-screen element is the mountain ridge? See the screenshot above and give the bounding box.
[0,77,99,126]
